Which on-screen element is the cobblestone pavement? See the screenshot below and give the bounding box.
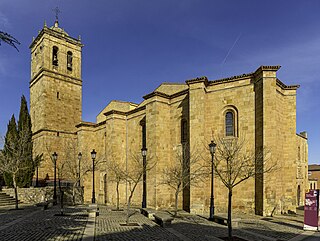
[0,204,39,227]
[0,204,87,241]
[95,207,178,241]
[95,206,309,241]
[0,204,317,241]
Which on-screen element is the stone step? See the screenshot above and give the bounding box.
[0,195,15,199]
[0,199,16,203]
[0,192,20,206]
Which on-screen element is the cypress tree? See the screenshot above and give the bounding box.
[3,115,19,187]
[2,96,35,188]
[17,95,34,187]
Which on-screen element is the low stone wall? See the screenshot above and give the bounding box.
[2,187,53,204]
[2,186,84,205]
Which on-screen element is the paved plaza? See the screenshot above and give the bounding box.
[0,204,319,241]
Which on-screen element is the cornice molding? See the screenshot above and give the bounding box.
[143,89,188,100]
[30,68,82,87]
[30,26,83,49]
[185,76,209,86]
[32,128,77,136]
[276,79,300,90]
[104,105,146,117]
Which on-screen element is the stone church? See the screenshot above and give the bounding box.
[30,20,308,216]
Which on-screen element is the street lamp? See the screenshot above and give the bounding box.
[78,152,82,187]
[91,149,97,204]
[141,147,147,208]
[52,152,58,205]
[209,141,216,220]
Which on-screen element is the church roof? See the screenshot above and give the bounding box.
[49,20,69,36]
[154,83,188,96]
[309,165,320,171]
[185,66,300,90]
[97,100,138,122]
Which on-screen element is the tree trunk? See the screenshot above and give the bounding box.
[174,183,181,217]
[126,191,133,224]
[116,181,120,210]
[13,173,19,209]
[174,189,179,217]
[125,180,140,225]
[227,188,233,240]
[72,182,76,205]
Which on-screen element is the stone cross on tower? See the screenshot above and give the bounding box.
[53,6,61,22]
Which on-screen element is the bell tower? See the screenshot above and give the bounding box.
[30,19,83,177]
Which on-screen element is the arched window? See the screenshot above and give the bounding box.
[67,51,73,71]
[181,119,188,143]
[225,111,235,136]
[52,46,58,66]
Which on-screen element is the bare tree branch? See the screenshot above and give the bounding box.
[0,31,20,51]
[206,135,276,239]
[161,144,209,216]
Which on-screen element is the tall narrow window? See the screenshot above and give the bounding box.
[181,119,188,143]
[142,121,146,148]
[67,51,73,71]
[52,46,58,66]
[225,111,234,136]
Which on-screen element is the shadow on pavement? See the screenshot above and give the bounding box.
[93,209,306,241]
[0,205,88,241]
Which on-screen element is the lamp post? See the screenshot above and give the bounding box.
[52,152,58,205]
[91,149,96,204]
[141,147,147,208]
[209,141,216,220]
[78,152,82,187]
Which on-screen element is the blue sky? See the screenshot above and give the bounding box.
[0,0,319,164]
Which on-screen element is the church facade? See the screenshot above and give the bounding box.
[30,21,308,216]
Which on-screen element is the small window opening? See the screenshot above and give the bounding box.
[142,123,146,148]
[52,46,59,66]
[181,119,188,143]
[225,111,235,136]
[57,132,60,137]
[67,51,73,71]
[57,92,60,99]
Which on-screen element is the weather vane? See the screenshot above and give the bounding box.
[53,6,61,21]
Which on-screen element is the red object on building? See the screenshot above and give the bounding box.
[304,189,320,231]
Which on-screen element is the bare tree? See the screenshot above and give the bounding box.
[44,143,68,210]
[161,144,208,216]
[106,158,126,210]
[210,136,275,240]
[0,128,41,209]
[121,151,155,225]
[45,144,66,188]
[63,142,92,205]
